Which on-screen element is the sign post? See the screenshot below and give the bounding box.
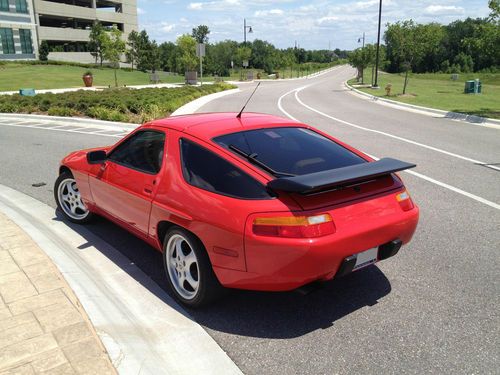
[196,43,205,86]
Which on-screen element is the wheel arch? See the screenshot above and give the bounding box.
[59,165,72,176]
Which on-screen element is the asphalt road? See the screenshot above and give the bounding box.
[0,66,499,374]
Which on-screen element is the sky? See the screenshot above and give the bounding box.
[137,0,491,50]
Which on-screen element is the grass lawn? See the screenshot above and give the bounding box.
[0,62,339,91]
[349,70,500,119]
[0,63,186,91]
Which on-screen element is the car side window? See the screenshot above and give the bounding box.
[180,139,271,199]
[108,130,165,174]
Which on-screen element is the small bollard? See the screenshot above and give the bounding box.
[385,84,392,96]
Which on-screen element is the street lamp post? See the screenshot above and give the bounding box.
[358,32,365,48]
[373,0,382,88]
[244,18,253,45]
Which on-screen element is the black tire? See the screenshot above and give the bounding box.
[162,227,224,308]
[54,171,94,224]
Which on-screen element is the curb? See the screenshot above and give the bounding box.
[172,88,240,116]
[344,80,500,129]
[0,184,243,375]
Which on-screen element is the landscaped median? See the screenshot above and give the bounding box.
[348,71,500,120]
[0,83,235,123]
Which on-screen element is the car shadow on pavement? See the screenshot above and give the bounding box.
[56,212,392,339]
[190,267,391,339]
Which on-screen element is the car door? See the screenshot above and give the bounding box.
[90,129,166,236]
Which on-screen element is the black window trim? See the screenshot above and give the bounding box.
[107,129,166,176]
[179,137,274,200]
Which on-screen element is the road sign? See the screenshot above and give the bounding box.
[242,60,249,68]
[196,43,205,57]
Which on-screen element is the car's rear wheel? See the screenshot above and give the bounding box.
[54,171,94,224]
[163,227,223,307]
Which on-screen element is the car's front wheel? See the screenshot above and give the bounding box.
[54,171,94,224]
[163,227,224,307]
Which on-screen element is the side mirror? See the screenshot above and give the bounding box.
[87,150,107,164]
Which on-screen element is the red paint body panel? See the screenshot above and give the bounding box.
[59,113,420,292]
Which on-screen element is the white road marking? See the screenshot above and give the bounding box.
[0,122,124,138]
[277,87,500,210]
[294,88,487,165]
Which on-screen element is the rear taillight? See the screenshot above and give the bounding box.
[253,214,336,238]
[396,190,414,211]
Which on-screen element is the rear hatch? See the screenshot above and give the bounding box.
[213,126,414,210]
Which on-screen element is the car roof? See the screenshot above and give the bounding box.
[148,112,305,140]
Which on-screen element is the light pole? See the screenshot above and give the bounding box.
[373,0,382,88]
[243,18,253,45]
[358,32,365,48]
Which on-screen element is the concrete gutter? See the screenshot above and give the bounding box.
[0,184,242,375]
[344,80,500,129]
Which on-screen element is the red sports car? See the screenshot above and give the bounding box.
[55,113,419,307]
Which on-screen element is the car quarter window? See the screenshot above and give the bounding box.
[180,138,271,199]
[108,130,165,174]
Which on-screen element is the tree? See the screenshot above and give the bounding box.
[102,25,126,86]
[176,34,197,72]
[206,40,238,76]
[39,40,49,61]
[192,25,210,44]
[489,0,500,20]
[384,20,426,94]
[348,45,375,84]
[159,41,179,73]
[88,22,106,66]
[235,46,251,67]
[126,30,140,70]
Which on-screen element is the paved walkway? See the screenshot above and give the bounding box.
[0,212,115,375]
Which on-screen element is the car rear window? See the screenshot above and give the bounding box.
[213,127,365,176]
[180,138,271,200]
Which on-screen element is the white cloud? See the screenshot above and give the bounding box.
[137,7,146,14]
[188,2,203,10]
[424,5,465,15]
[161,22,175,32]
[254,9,284,17]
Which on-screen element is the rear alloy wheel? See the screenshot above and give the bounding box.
[163,227,224,307]
[54,172,94,224]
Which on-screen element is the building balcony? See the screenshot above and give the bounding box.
[38,26,90,41]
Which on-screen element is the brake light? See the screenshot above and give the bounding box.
[253,214,336,238]
[396,190,414,211]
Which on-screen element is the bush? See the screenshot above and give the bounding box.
[0,83,235,123]
[47,106,78,117]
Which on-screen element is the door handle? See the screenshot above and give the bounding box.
[144,185,153,195]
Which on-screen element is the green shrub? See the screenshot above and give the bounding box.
[47,106,78,117]
[0,83,236,123]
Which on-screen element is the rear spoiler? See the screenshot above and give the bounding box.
[267,158,416,194]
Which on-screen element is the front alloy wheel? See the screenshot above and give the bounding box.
[54,172,93,224]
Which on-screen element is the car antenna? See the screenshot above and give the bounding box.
[236,82,261,118]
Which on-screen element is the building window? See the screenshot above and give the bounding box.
[0,28,15,54]
[15,0,28,13]
[0,0,9,12]
[19,29,33,54]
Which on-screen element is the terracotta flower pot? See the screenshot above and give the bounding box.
[82,75,93,87]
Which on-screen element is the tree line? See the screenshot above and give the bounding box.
[88,24,348,76]
[348,0,499,93]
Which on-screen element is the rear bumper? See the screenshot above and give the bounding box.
[213,199,419,291]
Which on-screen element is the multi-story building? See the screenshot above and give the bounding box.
[0,0,38,60]
[0,0,137,62]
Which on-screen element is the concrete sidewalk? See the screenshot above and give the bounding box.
[0,212,115,375]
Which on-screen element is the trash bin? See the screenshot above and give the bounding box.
[464,80,475,94]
